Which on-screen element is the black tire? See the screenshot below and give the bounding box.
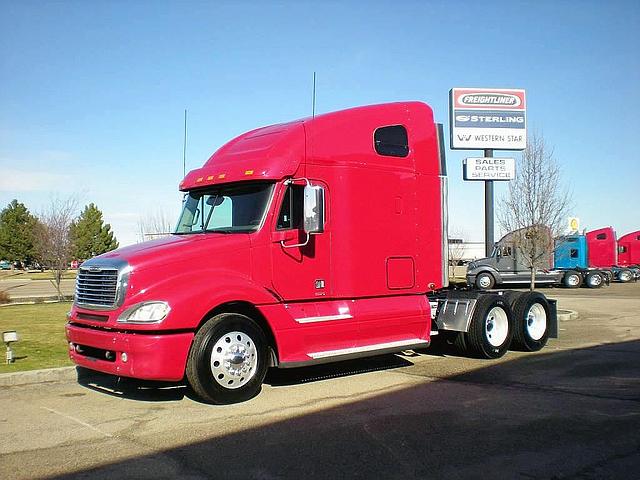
[585,271,604,289]
[186,313,268,404]
[500,291,522,307]
[562,270,582,288]
[510,292,550,352]
[453,331,469,355]
[460,294,513,359]
[475,272,495,290]
[617,269,633,283]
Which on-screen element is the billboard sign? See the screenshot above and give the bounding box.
[450,88,526,150]
[463,157,515,181]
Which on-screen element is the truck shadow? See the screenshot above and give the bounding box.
[58,340,640,479]
[75,351,425,402]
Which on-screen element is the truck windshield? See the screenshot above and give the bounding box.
[175,182,274,234]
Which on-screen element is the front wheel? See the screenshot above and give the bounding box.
[186,313,268,404]
[475,272,495,290]
[510,292,550,352]
[562,270,582,288]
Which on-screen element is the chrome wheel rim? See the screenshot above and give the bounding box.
[526,303,547,341]
[478,275,492,289]
[485,306,509,347]
[619,271,631,282]
[589,274,602,286]
[567,274,580,286]
[210,331,257,389]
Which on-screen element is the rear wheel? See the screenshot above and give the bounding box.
[186,313,268,404]
[511,292,550,351]
[459,294,513,359]
[475,272,495,290]
[585,271,604,289]
[618,269,633,283]
[562,270,582,288]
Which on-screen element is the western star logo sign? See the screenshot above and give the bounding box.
[450,88,527,150]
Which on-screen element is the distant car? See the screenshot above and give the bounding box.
[0,260,11,270]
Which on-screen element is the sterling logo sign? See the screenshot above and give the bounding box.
[450,88,527,150]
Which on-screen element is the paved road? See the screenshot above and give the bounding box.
[1,285,639,479]
[0,278,75,298]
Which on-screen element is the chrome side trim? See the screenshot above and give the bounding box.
[441,175,449,288]
[294,314,353,324]
[308,338,428,359]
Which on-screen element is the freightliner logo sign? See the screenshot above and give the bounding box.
[450,88,527,150]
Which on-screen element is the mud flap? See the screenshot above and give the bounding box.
[547,298,559,338]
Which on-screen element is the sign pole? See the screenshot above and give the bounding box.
[484,148,494,256]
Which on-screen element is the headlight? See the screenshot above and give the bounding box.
[117,301,171,324]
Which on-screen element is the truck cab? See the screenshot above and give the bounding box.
[66,102,451,403]
[618,231,640,267]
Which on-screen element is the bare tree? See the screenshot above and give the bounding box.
[137,209,173,242]
[34,196,79,300]
[497,132,572,290]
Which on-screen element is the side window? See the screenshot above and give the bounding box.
[374,125,409,157]
[276,185,304,229]
[502,246,512,256]
[596,233,606,240]
[570,249,578,258]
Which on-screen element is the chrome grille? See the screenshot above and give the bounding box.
[75,268,119,308]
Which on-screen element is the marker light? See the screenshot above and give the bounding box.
[117,301,170,324]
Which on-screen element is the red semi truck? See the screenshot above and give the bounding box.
[618,230,640,267]
[587,227,639,282]
[66,102,557,404]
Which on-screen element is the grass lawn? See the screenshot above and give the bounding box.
[0,302,72,374]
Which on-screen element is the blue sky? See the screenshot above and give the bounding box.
[1,0,639,246]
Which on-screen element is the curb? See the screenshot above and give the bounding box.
[1,295,74,306]
[0,366,78,387]
[557,309,579,321]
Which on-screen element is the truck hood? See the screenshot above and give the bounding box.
[467,257,494,271]
[472,257,492,265]
[87,234,250,273]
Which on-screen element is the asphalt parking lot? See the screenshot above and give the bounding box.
[1,283,638,480]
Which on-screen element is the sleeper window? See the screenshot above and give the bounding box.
[374,125,409,157]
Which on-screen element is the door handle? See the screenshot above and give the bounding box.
[272,230,295,243]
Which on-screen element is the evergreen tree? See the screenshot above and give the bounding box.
[0,199,38,263]
[70,203,119,260]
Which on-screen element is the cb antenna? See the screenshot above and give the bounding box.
[182,109,188,177]
[312,72,316,119]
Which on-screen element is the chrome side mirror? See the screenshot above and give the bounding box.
[303,185,324,234]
